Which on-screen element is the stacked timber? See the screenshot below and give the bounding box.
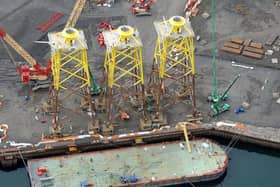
[221,38,264,59]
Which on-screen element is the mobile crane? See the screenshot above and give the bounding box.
[0,0,97,93]
[207,0,240,116]
[0,28,51,90]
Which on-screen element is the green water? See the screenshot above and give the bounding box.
[1,140,280,187]
[0,166,30,187]
[183,140,280,187]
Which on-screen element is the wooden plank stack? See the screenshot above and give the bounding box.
[221,38,264,59]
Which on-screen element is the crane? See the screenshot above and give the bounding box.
[210,74,240,116]
[207,0,240,116]
[0,0,86,87]
[0,28,51,84]
[0,0,88,90]
[65,0,87,28]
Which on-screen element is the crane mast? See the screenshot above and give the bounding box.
[65,0,87,28]
[0,30,37,66]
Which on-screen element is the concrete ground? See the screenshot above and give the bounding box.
[0,0,279,144]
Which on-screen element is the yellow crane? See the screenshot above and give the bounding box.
[177,122,198,153]
[65,0,87,28]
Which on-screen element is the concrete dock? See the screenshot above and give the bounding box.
[0,120,280,168]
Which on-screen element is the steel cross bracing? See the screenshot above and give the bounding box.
[47,28,94,134]
[154,36,195,80]
[51,49,90,91]
[103,25,146,122]
[150,16,197,118]
[104,47,144,88]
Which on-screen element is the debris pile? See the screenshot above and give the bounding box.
[96,0,115,7]
[131,0,154,17]
[273,91,280,104]
[221,38,264,59]
[0,124,8,142]
[265,35,279,47]
[234,4,250,16]
[265,35,280,64]
[274,0,280,8]
[0,95,3,110]
[201,12,210,19]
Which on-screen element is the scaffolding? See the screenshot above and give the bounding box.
[147,16,197,128]
[102,25,146,129]
[47,27,95,135]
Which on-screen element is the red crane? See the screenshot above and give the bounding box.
[0,28,51,83]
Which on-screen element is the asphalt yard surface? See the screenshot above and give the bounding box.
[0,0,279,144]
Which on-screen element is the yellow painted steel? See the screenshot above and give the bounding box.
[177,123,192,153]
[51,49,90,90]
[154,16,195,80]
[65,0,87,28]
[2,32,37,66]
[183,125,192,153]
[60,27,79,44]
[69,146,78,152]
[104,26,144,89]
[50,29,90,91]
[117,26,134,42]
[135,138,143,144]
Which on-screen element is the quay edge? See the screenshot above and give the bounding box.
[1,121,280,168]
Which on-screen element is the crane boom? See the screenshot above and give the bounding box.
[65,0,87,28]
[0,28,37,67]
[0,28,51,82]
